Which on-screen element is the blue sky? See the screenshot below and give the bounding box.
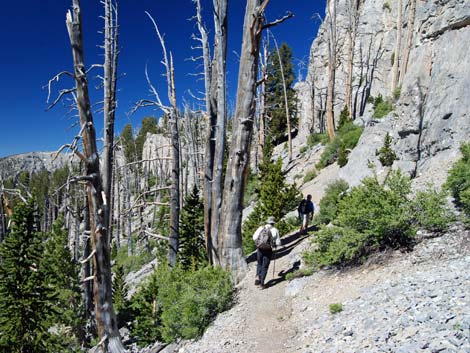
[0,0,326,158]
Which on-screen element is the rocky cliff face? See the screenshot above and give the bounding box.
[0,152,70,180]
[296,0,470,189]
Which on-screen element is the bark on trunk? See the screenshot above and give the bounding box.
[210,0,229,266]
[66,2,124,351]
[391,0,403,93]
[218,0,268,282]
[400,0,417,83]
[102,0,119,242]
[326,0,337,140]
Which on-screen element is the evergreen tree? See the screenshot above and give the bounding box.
[112,265,131,328]
[135,116,158,161]
[242,158,300,254]
[178,185,207,271]
[42,217,83,349]
[120,123,137,163]
[376,132,398,167]
[0,199,58,353]
[265,42,297,143]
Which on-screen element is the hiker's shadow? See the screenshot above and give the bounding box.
[264,260,301,288]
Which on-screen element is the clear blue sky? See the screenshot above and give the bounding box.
[0,0,326,158]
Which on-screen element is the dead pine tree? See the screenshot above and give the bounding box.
[400,0,417,83]
[391,0,403,94]
[345,0,360,118]
[134,12,181,267]
[326,0,338,140]
[269,31,293,161]
[218,0,292,281]
[65,1,124,351]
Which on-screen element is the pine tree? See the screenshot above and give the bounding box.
[242,158,300,254]
[178,185,206,271]
[120,123,137,163]
[112,265,131,328]
[376,132,398,167]
[42,217,84,349]
[135,116,158,160]
[0,199,58,353]
[265,42,297,143]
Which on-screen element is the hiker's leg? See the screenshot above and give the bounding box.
[259,251,272,285]
[302,214,308,231]
[256,249,263,278]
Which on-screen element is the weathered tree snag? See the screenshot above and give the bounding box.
[65,1,124,351]
[209,0,229,266]
[102,0,119,244]
[345,0,359,117]
[218,0,269,281]
[400,0,417,83]
[271,34,293,161]
[391,0,403,93]
[326,0,337,140]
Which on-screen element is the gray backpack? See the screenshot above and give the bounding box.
[256,226,273,251]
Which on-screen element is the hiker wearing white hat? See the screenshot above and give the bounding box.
[252,216,281,289]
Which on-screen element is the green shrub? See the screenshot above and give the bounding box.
[337,144,349,167]
[303,225,368,267]
[338,106,351,129]
[114,245,155,276]
[317,122,363,169]
[393,86,402,100]
[376,132,398,167]
[242,158,300,255]
[329,303,343,314]
[303,170,317,183]
[373,95,394,118]
[445,143,470,216]
[307,133,329,147]
[131,265,233,345]
[304,170,416,269]
[336,170,415,248]
[383,2,391,11]
[412,186,453,232]
[315,179,349,225]
[299,146,308,154]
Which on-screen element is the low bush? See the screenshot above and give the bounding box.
[317,122,363,170]
[307,132,329,147]
[303,170,317,184]
[306,170,456,269]
[445,143,470,217]
[412,186,453,232]
[131,265,233,346]
[314,179,349,225]
[329,303,343,314]
[372,95,394,118]
[114,245,155,276]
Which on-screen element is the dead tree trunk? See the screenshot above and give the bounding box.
[218,0,292,281]
[326,0,337,140]
[209,0,229,266]
[272,35,293,161]
[391,0,403,93]
[345,0,359,117]
[400,0,417,83]
[102,0,119,242]
[65,2,124,351]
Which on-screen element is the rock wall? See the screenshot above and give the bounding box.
[0,152,70,180]
[296,0,470,188]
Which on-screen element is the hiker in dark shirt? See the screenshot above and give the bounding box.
[253,216,281,289]
[298,194,314,233]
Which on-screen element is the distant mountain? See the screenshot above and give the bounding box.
[0,152,70,180]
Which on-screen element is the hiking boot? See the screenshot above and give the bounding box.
[260,284,268,290]
[254,279,260,285]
